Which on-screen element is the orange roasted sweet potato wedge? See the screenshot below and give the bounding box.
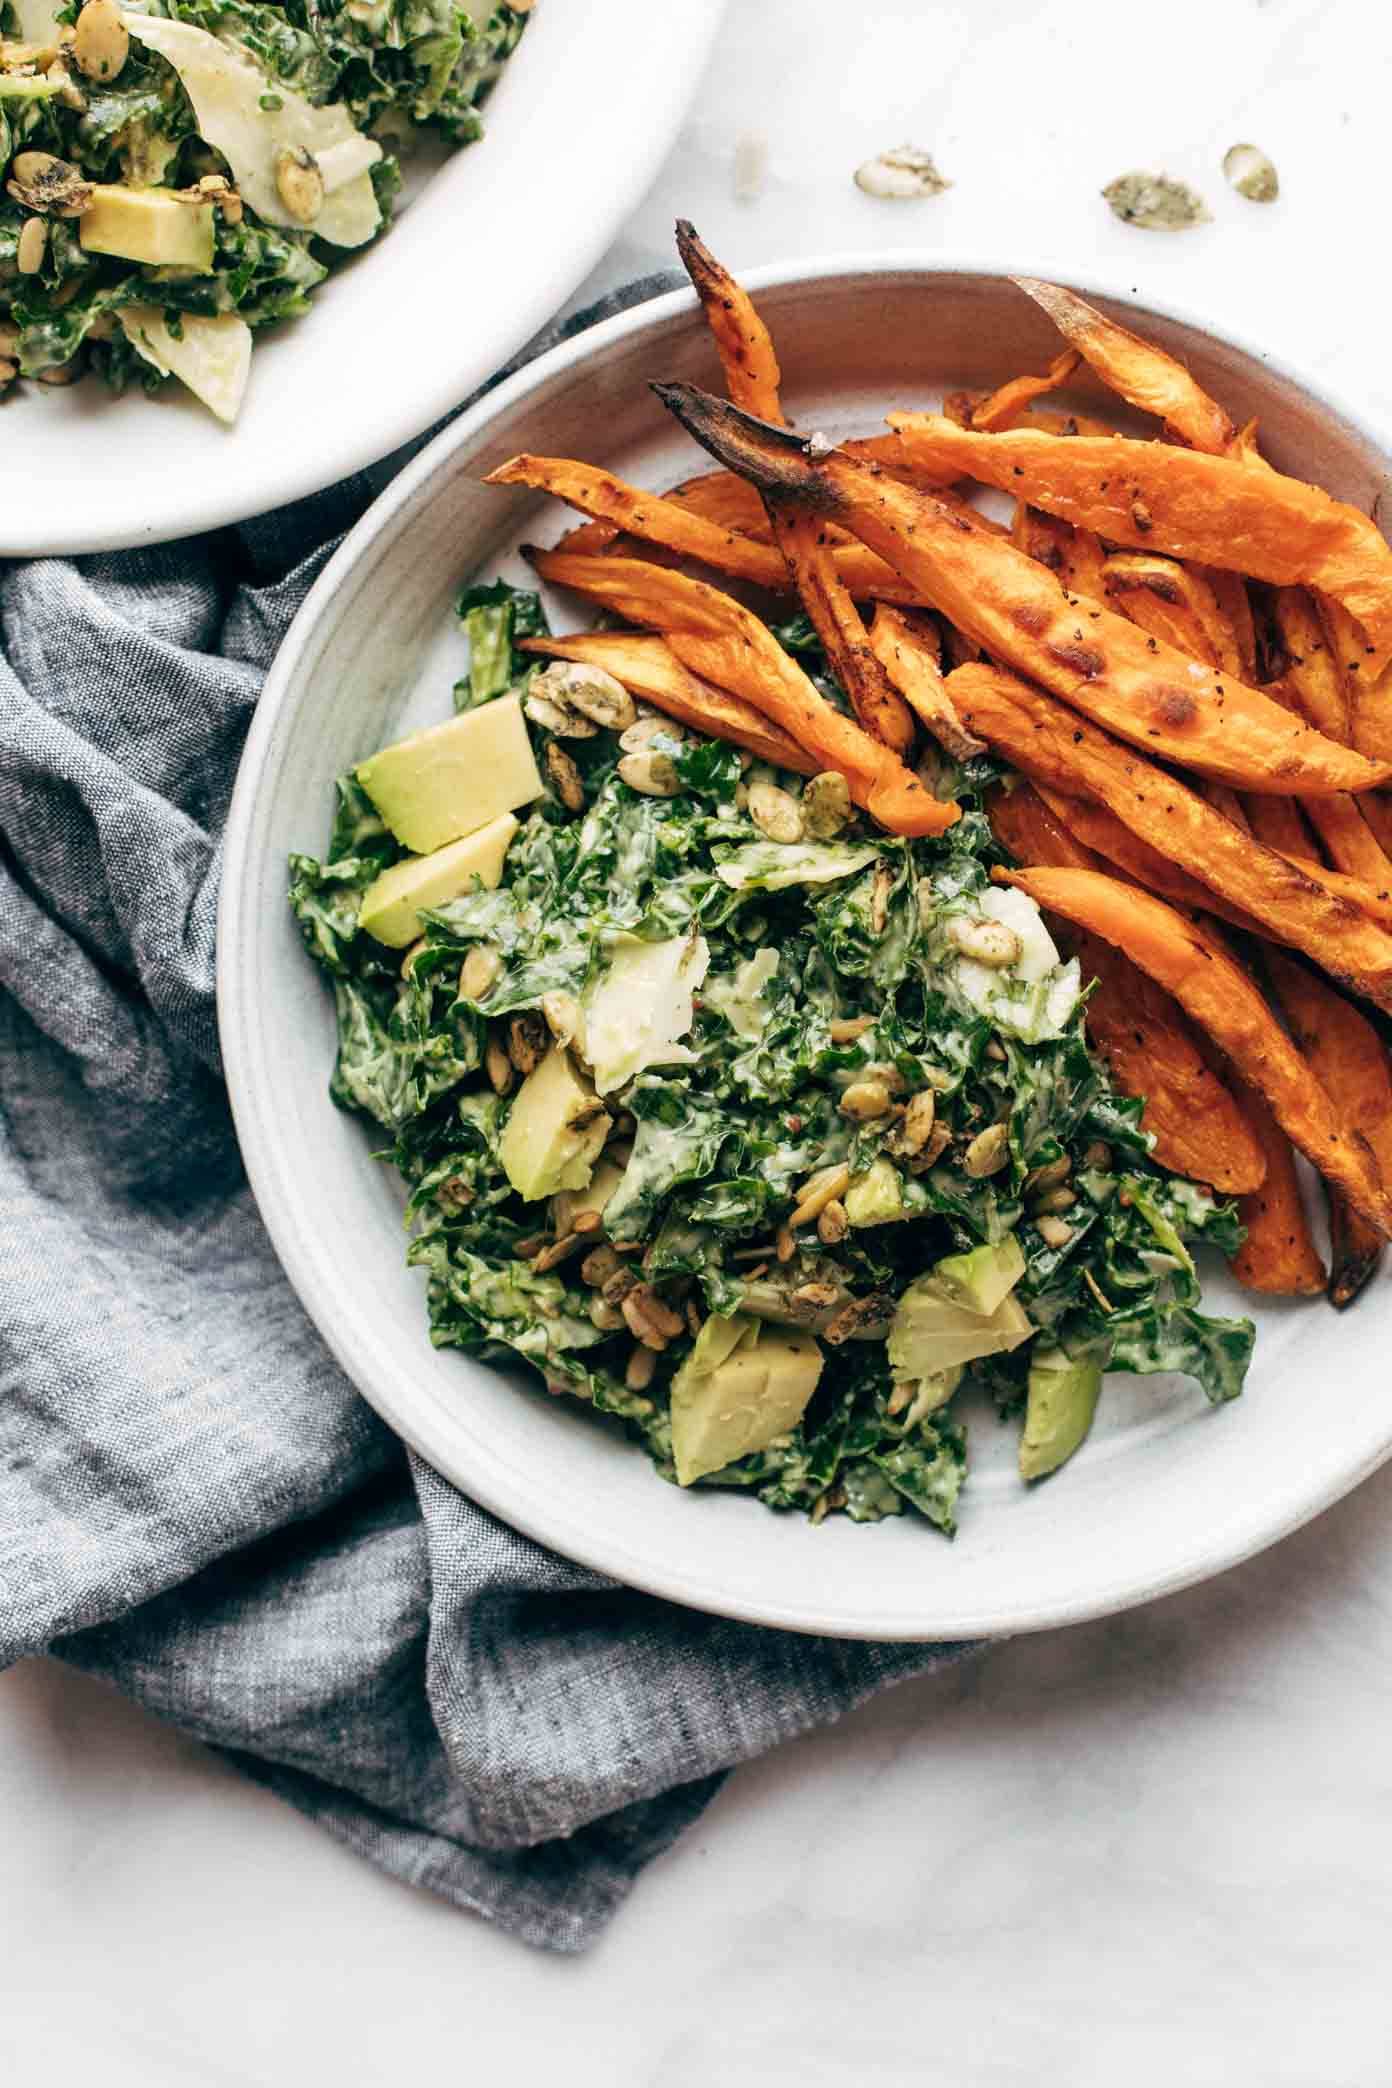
[944,662,1392,1007]
[526,548,957,836]
[994,866,1392,1235]
[986,783,1265,1195]
[1264,949,1392,1305]
[969,349,1080,431]
[485,454,914,604]
[1227,1079,1328,1297]
[648,384,1389,796]
[1014,278,1238,455]
[1012,504,1109,597]
[518,632,818,773]
[1102,553,1243,678]
[676,218,785,422]
[768,507,916,753]
[868,603,985,762]
[887,413,1392,658]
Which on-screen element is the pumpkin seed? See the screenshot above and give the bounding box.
[459,945,500,1002]
[839,1078,891,1121]
[543,740,585,813]
[748,778,804,842]
[948,915,1022,969]
[1102,170,1209,232]
[16,215,46,274]
[962,1122,1010,1177]
[7,150,92,216]
[802,769,851,838]
[1223,142,1279,204]
[533,658,636,731]
[617,750,680,797]
[72,0,127,81]
[854,143,951,202]
[274,145,324,224]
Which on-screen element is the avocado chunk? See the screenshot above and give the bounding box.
[499,1046,611,1203]
[80,186,215,271]
[888,1277,1032,1379]
[1019,1348,1103,1482]
[932,1235,1026,1317]
[844,1157,907,1228]
[356,693,543,854]
[670,1315,824,1485]
[358,813,517,948]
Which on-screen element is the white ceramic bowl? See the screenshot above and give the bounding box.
[1,0,727,558]
[221,256,1392,1641]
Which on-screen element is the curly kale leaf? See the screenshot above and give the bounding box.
[454,579,549,710]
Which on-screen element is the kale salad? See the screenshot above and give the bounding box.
[0,0,528,417]
[288,579,1255,1538]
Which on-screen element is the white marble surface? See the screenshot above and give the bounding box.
[7,1,1392,2078]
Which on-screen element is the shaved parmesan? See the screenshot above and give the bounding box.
[122,13,382,249]
[119,305,252,425]
[580,933,711,1095]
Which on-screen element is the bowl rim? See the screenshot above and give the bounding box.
[220,249,1392,1640]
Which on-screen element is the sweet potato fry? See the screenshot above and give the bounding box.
[986,784,1265,1194]
[675,218,784,423]
[887,414,1392,657]
[1264,948,1392,1298]
[1267,849,1392,927]
[1102,553,1243,678]
[486,453,913,603]
[1012,505,1108,596]
[1300,792,1392,885]
[768,507,916,753]
[945,662,1392,1005]
[526,548,957,836]
[1325,1192,1385,1307]
[1355,790,1392,860]
[868,604,985,761]
[994,866,1392,1233]
[649,385,1389,795]
[945,392,1116,440]
[1013,278,1237,454]
[518,632,818,774]
[970,349,1081,431]
[1227,1079,1328,1296]
[1270,587,1349,741]
[1242,790,1317,861]
[1031,784,1262,932]
[1202,567,1260,680]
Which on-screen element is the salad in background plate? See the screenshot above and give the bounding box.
[0,0,529,418]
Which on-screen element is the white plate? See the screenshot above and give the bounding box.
[221,256,1392,1641]
[0,0,727,558]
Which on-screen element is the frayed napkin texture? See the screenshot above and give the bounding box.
[0,284,969,1951]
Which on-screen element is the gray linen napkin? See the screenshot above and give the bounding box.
[0,281,971,1953]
